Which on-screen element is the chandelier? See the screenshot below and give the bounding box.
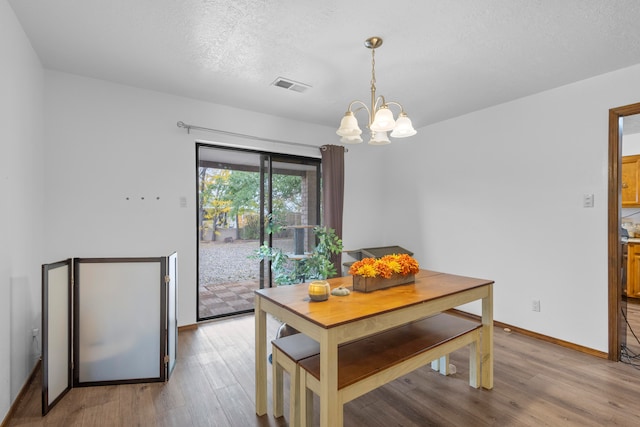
[336,37,417,145]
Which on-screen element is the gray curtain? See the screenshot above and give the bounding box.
[321,145,345,276]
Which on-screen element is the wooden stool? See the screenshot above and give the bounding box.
[271,333,320,425]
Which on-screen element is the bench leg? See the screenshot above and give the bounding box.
[469,332,481,388]
[299,370,345,427]
[272,347,284,418]
[273,346,304,424]
[290,365,300,426]
[431,355,451,375]
[299,370,314,427]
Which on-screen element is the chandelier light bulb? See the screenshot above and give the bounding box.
[368,131,391,145]
[370,107,396,132]
[390,113,417,138]
[340,135,364,144]
[336,112,362,137]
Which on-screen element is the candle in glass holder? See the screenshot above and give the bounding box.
[308,280,330,301]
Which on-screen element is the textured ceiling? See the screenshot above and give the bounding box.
[8,0,640,130]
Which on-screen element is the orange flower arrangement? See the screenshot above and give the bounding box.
[349,254,419,278]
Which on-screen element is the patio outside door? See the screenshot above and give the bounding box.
[197,144,320,320]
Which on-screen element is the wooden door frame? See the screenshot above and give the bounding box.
[608,102,640,360]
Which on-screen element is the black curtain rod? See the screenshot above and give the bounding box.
[176,121,347,152]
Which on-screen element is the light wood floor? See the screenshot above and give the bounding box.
[7,312,640,427]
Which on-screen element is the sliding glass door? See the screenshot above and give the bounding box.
[197,144,320,320]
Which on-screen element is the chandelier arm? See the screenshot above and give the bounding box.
[347,100,369,112]
[373,95,386,111]
[383,101,406,114]
[347,100,372,124]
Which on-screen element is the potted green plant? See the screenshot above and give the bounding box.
[251,225,343,285]
[252,225,343,356]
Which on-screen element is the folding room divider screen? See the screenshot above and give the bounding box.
[41,253,178,416]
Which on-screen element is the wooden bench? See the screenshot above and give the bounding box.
[271,332,320,425]
[297,312,482,427]
[272,335,451,425]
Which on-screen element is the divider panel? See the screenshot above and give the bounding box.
[167,252,178,378]
[75,258,162,385]
[41,259,72,415]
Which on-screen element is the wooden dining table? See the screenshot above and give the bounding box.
[254,269,494,427]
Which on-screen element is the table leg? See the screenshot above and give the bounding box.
[481,284,494,389]
[255,295,267,415]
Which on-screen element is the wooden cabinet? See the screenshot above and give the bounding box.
[622,155,640,207]
[627,242,640,297]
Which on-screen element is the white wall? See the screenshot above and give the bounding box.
[340,143,391,258]
[43,70,336,328]
[0,0,45,421]
[357,64,640,352]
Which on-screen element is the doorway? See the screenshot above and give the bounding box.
[196,144,321,321]
[608,102,640,361]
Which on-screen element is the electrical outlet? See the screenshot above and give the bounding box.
[532,300,541,312]
[32,328,39,337]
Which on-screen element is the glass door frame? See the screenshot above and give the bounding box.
[196,143,321,320]
[259,153,272,288]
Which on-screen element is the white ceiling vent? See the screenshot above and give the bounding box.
[271,77,311,93]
